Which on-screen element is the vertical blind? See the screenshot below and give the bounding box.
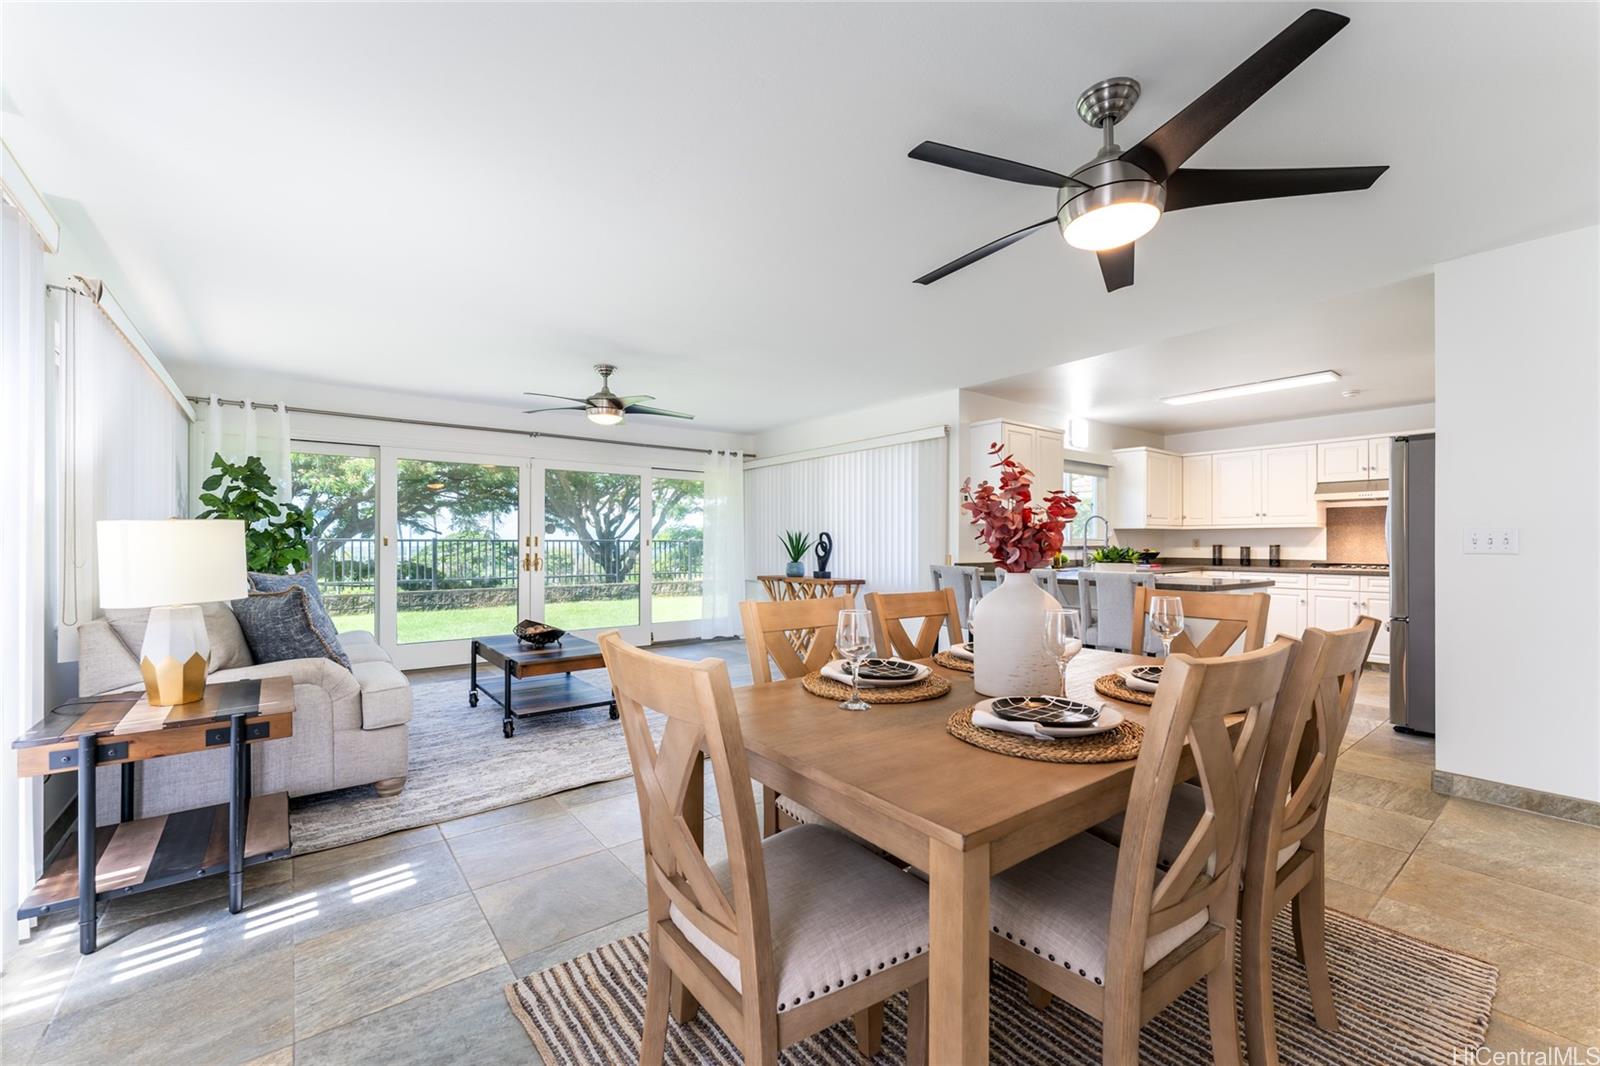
[58,287,191,644]
[744,436,947,595]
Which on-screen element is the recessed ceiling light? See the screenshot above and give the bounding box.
[1162,370,1341,407]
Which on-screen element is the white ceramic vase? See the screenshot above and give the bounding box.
[972,569,1062,698]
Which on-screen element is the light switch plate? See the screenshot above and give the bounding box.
[1464,528,1520,554]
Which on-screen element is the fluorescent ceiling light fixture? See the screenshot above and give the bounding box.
[1162,370,1341,407]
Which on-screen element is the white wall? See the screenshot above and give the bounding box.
[1434,226,1599,803]
[1161,402,1435,455]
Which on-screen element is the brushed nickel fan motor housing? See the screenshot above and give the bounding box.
[586,363,626,417]
[1075,77,1141,129]
[1056,157,1166,226]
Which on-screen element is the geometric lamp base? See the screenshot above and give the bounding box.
[138,604,212,706]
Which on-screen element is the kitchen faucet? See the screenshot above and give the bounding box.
[1078,514,1111,567]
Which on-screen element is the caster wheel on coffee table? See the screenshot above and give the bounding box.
[503,719,514,739]
[469,691,479,707]
[609,705,619,721]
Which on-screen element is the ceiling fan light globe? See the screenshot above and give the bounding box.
[586,408,625,426]
[1060,197,1162,251]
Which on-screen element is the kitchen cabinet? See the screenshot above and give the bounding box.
[1317,436,1393,481]
[1181,454,1213,527]
[1367,436,1392,480]
[1265,587,1307,643]
[1110,447,1183,529]
[969,419,1064,495]
[1210,451,1262,526]
[1307,589,1358,632]
[1358,575,1390,663]
[1261,445,1318,524]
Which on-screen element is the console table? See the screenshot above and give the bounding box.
[12,678,294,954]
[756,575,866,603]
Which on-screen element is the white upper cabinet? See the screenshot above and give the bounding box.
[1367,436,1392,479]
[1110,447,1183,529]
[1210,451,1262,526]
[969,419,1064,495]
[1181,454,1213,527]
[1261,445,1318,525]
[1316,439,1370,481]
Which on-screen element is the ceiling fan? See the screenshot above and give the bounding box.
[523,363,694,426]
[909,8,1388,292]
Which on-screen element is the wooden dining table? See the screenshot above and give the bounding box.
[711,647,1153,1064]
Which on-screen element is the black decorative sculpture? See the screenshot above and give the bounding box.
[813,531,833,579]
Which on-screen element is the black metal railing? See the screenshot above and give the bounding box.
[306,535,703,609]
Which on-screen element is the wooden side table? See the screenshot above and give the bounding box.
[12,677,295,954]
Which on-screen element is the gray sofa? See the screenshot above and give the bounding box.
[77,603,412,824]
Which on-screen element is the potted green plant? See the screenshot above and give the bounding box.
[1090,545,1141,572]
[779,530,813,578]
[196,453,313,574]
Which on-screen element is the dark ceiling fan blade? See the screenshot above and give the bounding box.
[522,391,589,404]
[522,405,587,414]
[1120,8,1351,181]
[624,404,694,420]
[1097,244,1135,292]
[909,141,1084,189]
[913,217,1059,285]
[1163,165,1387,211]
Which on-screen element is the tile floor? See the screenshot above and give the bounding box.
[2,642,1596,1064]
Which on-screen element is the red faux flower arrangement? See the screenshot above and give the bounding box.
[961,443,1080,572]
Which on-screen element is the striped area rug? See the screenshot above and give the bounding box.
[506,909,1496,1064]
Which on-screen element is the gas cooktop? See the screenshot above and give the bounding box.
[1310,563,1389,572]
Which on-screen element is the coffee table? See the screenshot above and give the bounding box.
[11,677,294,954]
[470,634,618,738]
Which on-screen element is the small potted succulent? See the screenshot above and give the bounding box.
[779,530,813,578]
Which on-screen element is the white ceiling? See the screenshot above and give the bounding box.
[971,273,1436,433]
[3,3,1596,434]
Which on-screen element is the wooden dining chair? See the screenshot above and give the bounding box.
[1239,617,1378,1066]
[864,587,962,659]
[987,640,1292,1066]
[1087,619,1378,1066]
[739,596,849,837]
[598,631,931,1065]
[1131,587,1269,657]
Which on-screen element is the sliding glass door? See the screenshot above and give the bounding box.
[647,475,705,640]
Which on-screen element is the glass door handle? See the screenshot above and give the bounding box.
[524,552,542,572]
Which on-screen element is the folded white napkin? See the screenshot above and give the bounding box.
[946,643,975,661]
[971,708,1055,739]
[820,659,930,687]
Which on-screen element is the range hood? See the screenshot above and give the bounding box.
[1315,478,1388,502]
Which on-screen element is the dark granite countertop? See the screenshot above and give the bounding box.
[1148,576,1278,592]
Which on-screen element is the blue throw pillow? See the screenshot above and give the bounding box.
[249,570,346,647]
[232,585,352,669]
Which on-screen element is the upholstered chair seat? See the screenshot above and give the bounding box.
[671,824,929,1013]
[989,833,1210,985]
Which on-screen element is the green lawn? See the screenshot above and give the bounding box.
[328,595,704,643]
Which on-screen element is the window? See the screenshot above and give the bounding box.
[1064,460,1109,545]
[291,447,377,633]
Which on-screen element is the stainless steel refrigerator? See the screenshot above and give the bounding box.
[1387,433,1435,735]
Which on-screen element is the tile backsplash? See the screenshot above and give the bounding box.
[1325,506,1388,563]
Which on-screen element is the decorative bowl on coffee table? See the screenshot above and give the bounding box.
[513,619,566,648]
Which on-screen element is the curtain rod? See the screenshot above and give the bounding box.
[187,395,754,459]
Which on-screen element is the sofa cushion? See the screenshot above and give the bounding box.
[343,642,393,666]
[350,660,412,730]
[231,586,352,669]
[103,602,253,673]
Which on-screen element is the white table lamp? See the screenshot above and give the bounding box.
[97,519,248,705]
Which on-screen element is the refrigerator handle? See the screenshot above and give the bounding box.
[1388,438,1408,617]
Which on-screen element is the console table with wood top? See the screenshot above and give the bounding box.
[11,677,295,955]
[756,575,866,603]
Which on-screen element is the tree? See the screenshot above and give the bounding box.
[542,473,700,585]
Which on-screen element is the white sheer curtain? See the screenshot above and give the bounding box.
[59,286,191,645]
[744,435,948,595]
[700,449,746,639]
[1,202,48,963]
[189,396,292,512]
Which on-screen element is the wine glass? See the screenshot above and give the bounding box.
[966,593,980,648]
[1041,609,1082,699]
[1149,596,1185,659]
[835,609,874,711]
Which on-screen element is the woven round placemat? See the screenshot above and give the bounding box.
[1094,672,1155,706]
[947,707,1143,763]
[931,650,973,673]
[801,671,952,703]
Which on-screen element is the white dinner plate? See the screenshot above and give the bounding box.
[972,699,1124,739]
[820,659,930,688]
[1116,665,1163,694]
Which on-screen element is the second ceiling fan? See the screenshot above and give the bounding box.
[910,8,1388,292]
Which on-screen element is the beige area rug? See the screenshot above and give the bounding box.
[289,671,634,854]
[506,910,1496,1064]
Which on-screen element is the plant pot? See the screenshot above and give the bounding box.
[971,569,1062,698]
[784,561,805,577]
[1093,562,1138,572]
